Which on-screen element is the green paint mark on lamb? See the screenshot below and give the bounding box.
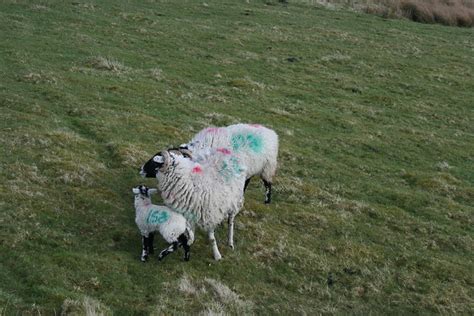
[231,133,263,153]
[146,209,170,225]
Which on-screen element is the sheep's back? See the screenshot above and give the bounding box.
[191,124,278,178]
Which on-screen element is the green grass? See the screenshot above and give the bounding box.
[1,0,473,314]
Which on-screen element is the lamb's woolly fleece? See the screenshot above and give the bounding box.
[134,192,194,245]
[157,150,246,231]
[186,124,278,181]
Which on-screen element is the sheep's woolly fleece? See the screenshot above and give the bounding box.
[187,123,278,182]
[157,149,246,231]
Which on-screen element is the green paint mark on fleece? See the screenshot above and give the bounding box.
[146,209,170,225]
[218,157,244,182]
[230,157,244,175]
[231,133,263,153]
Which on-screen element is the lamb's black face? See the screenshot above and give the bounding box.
[138,185,149,195]
[140,153,163,178]
[132,185,150,199]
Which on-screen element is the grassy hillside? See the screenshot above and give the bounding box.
[1,0,473,314]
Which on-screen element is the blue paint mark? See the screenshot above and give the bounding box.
[231,133,263,153]
[147,209,170,225]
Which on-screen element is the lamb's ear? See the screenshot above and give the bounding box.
[148,188,158,195]
[132,188,141,194]
[179,143,189,149]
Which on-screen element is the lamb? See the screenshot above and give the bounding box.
[133,185,194,262]
[179,123,278,204]
[140,148,246,260]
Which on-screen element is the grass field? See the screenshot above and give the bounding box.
[1,0,473,314]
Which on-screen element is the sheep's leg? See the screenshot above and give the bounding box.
[262,179,272,204]
[140,234,153,262]
[178,234,191,261]
[243,177,252,192]
[158,241,179,261]
[208,230,222,261]
[227,213,235,250]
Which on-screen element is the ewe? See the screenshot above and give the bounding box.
[140,149,245,260]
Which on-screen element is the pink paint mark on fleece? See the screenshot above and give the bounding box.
[250,124,262,128]
[217,148,232,155]
[206,127,220,133]
[192,165,203,173]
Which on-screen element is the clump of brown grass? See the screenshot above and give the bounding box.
[309,0,474,27]
[399,0,474,27]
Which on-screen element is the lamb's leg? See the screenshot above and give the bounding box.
[208,230,222,261]
[228,213,235,249]
[158,241,178,261]
[140,234,152,262]
[147,232,155,254]
[244,177,252,192]
[262,179,272,204]
[178,234,191,261]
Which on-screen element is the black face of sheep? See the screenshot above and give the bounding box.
[140,153,164,178]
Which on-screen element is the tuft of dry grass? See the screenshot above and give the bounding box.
[153,275,254,315]
[87,56,127,72]
[150,67,164,81]
[61,296,111,316]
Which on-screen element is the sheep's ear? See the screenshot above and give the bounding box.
[148,188,158,195]
[179,148,193,159]
[132,188,140,194]
[179,143,188,149]
[160,150,171,166]
[155,150,171,170]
